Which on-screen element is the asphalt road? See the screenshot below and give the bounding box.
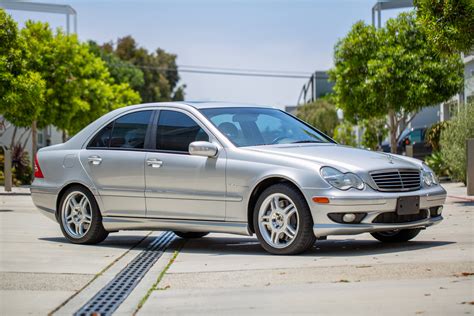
[0,182,472,315]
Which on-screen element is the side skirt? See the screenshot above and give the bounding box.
[102,216,251,236]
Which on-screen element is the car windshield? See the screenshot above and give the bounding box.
[200,107,332,147]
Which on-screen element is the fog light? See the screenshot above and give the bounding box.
[342,213,357,223]
[437,206,443,216]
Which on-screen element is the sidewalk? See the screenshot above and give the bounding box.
[0,186,31,195]
[442,182,474,201]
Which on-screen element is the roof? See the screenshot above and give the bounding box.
[105,101,275,116]
[182,101,274,109]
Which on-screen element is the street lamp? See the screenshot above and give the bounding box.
[371,0,413,28]
[0,1,77,34]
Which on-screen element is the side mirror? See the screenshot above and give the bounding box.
[189,141,219,158]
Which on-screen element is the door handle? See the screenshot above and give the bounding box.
[146,158,163,168]
[88,155,102,165]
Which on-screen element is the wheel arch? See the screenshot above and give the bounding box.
[247,176,306,234]
[55,182,99,221]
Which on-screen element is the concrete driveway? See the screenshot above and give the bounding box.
[0,182,472,315]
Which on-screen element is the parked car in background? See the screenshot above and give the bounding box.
[31,102,445,255]
[382,127,432,160]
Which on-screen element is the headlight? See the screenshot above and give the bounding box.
[422,164,438,186]
[320,167,365,190]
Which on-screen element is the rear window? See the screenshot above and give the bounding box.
[88,110,152,149]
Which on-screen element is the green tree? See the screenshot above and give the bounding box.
[88,40,144,90]
[0,9,45,159]
[415,0,474,54]
[19,21,141,137]
[105,35,185,102]
[295,99,338,135]
[440,101,474,184]
[0,9,45,128]
[329,13,463,153]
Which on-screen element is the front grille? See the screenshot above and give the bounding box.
[370,169,421,192]
[372,209,428,223]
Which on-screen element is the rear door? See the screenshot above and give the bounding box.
[80,110,153,217]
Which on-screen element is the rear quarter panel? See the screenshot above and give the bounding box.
[31,147,100,217]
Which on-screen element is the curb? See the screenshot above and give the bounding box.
[447,195,474,202]
[0,192,31,196]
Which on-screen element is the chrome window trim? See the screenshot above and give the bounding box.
[82,106,224,155]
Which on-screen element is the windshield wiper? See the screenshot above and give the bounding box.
[291,140,322,144]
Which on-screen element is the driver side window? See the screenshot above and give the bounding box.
[156,110,209,152]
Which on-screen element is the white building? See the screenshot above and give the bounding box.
[0,119,63,162]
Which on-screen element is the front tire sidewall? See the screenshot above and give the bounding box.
[58,186,108,244]
[253,183,315,255]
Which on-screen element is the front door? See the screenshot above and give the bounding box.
[80,110,153,217]
[145,109,226,220]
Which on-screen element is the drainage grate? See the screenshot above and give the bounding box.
[74,231,175,316]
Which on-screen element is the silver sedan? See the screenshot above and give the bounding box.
[31,102,446,255]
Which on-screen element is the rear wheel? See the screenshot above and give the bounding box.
[371,228,421,242]
[59,186,108,244]
[253,183,315,255]
[174,231,209,239]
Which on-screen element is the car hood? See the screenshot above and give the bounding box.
[245,143,422,173]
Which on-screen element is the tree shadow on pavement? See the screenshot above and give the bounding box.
[177,235,455,257]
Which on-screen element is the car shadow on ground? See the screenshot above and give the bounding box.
[39,235,151,250]
[177,235,455,257]
[39,233,454,257]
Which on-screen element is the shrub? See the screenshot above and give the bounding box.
[361,118,388,150]
[0,145,33,186]
[333,121,357,147]
[426,121,448,151]
[425,151,450,178]
[440,101,474,184]
[295,99,338,136]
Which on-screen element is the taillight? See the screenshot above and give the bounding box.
[34,154,44,178]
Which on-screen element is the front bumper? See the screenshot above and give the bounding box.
[303,184,446,237]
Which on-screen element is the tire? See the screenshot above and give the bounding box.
[371,228,421,243]
[173,231,209,239]
[253,183,316,255]
[58,185,108,244]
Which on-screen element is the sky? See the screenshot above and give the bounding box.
[5,0,410,109]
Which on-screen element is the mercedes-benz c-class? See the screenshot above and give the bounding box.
[31,102,445,254]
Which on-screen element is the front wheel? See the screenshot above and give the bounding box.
[253,183,316,255]
[371,228,421,243]
[59,186,108,244]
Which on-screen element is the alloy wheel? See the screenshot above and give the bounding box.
[258,193,299,249]
[61,191,93,238]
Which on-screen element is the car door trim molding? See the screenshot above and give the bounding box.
[145,189,242,202]
[102,216,251,236]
